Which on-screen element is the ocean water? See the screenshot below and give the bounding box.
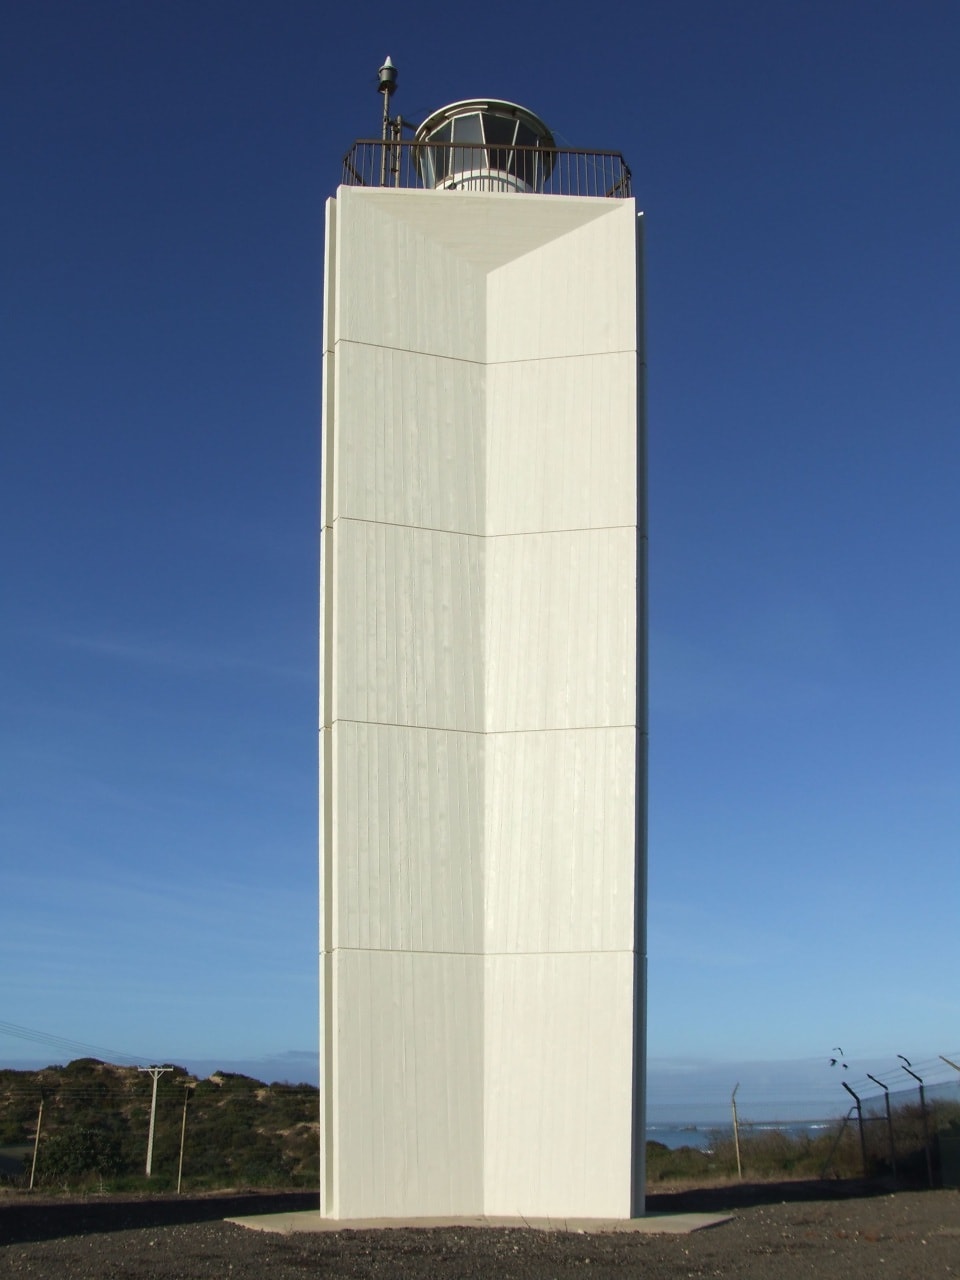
[646,1124,716,1150]
[646,1120,836,1151]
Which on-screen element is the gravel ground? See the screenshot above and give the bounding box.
[1,1183,958,1279]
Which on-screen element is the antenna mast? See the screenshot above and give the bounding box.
[378,56,399,186]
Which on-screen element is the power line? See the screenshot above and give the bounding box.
[0,1019,150,1066]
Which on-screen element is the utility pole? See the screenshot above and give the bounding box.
[138,1066,173,1176]
[28,1093,44,1190]
[177,1083,195,1194]
[731,1083,743,1180]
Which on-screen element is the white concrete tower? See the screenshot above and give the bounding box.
[320,79,646,1221]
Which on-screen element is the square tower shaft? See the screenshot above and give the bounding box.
[321,186,646,1218]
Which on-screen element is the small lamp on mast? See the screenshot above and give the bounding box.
[378,56,397,138]
[378,56,399,185]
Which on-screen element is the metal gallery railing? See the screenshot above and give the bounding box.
[341,139,633,199]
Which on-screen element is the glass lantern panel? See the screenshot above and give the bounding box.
[420,121,451,186]
[481,114,518,174]
[451,112,484,176]
[451,113,483,142]
[512,122,549,188]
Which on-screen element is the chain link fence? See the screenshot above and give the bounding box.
[831,1071,960,1188]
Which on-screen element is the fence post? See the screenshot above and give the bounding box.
[731,1083,743,1181]
[901,1064,934,1188]
[819,1106,855,1179]
[867,1074,897,1184]
[842,1081,868,1177]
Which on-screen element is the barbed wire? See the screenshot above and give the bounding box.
[840,1052,960,1099]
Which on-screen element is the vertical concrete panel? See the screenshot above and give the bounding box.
[334,722,483,953]
[485,353,636,535]
[483,953,635,1218]
[336,344,485,534]
[486,198,637,362]
[485,528,636,731]
[484,728,636,953]
[333,950,484,1218]
[335,189,487,360]
[332,519,484,731]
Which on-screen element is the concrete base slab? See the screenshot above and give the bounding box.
[226,1210,732,1236]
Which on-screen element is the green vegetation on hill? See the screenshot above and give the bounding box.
[0,1059,319,1191]
[645,1127,857,1185]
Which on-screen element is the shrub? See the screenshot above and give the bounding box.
[36,1125,123,1186]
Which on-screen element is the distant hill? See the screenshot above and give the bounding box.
[0,1059,319,1190]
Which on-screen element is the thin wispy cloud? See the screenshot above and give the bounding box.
[48,630,313,684]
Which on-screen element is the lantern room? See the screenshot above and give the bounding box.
[413,99,556,193]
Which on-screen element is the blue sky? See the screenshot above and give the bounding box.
[2,1,958,1122]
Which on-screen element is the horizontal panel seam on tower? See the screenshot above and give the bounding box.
[333,337,637,365]
[334,337,484,368]
[485,349,637,366]
[329,719,638,735]
[332,515,637,539]
[328,946,637,957]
